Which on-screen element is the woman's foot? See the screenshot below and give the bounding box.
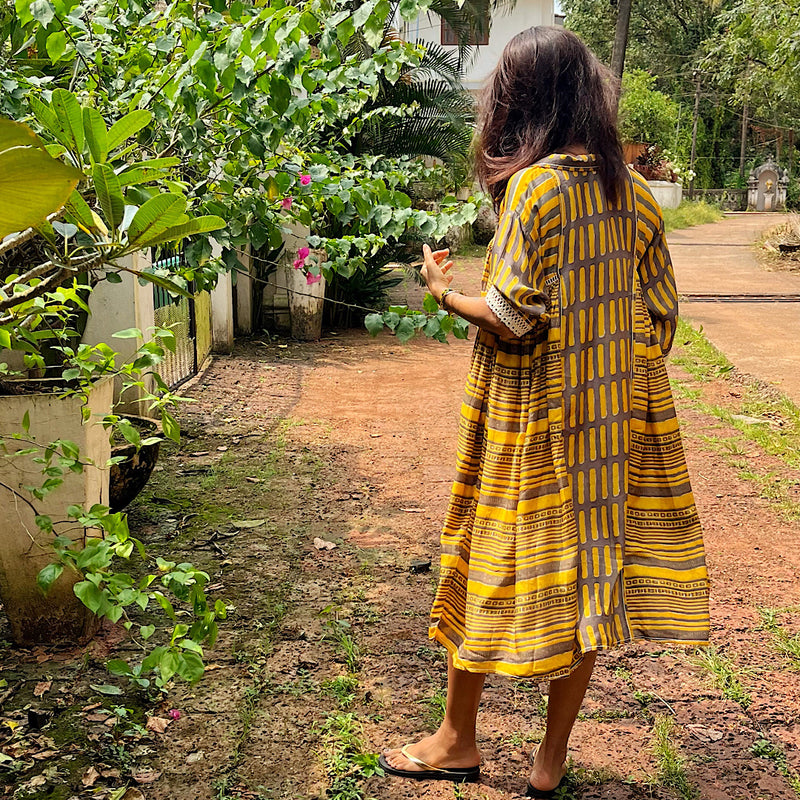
[382,730,480,773]
[528,741,567,792]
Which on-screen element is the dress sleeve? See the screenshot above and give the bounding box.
[633,181,678,355]
[485,209,549,338]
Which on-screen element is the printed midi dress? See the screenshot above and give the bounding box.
[429,153,710,679]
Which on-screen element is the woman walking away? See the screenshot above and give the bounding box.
[379,26,710,797]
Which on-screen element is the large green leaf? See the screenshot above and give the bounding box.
[143,215,226,247]
[64,189,97,232]
[0,134,83,239]
[106,110,153,152]
[50,89,85,154]
[29,96,62,141]
[127,193,187,246]
[139,272,192,299]
[93,163,124,229]
[83,107,108,164]
[116,157,181,187]
[0,117,46,152]
[46,30,67,61]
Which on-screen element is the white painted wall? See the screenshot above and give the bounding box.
[401,1,555,91]
[210,240,235,353]
[81,250,157,416]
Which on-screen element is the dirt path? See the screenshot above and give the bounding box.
[146,248,800,800]
[3,231,800,800]
[670,213,800,402]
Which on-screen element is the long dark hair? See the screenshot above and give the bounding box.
[475,27,627,209]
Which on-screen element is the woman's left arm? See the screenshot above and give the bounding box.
[421,244,518,340]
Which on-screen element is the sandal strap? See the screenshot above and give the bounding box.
[400,744,447,773]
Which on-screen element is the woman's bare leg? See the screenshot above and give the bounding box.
[529,652,597,791]
[383,654,485,771]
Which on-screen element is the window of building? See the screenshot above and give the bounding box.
[441,18,489,46]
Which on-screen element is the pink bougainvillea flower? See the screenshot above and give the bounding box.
[281,197,293,210]
[306,273,322,285]
[168,709,181,720]
[292,258,305,270]
[297,246,310,260]
[299,174,312,185]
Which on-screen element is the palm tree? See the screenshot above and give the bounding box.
[349,41,475,171]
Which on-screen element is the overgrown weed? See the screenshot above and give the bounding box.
[692,647,752,709]
[321,607,361,673]
[320,712,383,800]
[323,675,359,709]
[647,714,699,800]
[758,608,800,670]
[751,738,800,797]
[662,200,724,233]
[421,683,448,729]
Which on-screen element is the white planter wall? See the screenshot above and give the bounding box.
[0,377,112,644]
[648,181,683,210]
[82,249,156,415]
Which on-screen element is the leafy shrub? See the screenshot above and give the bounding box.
[619,70,679,150]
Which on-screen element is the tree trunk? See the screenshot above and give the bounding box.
[739,103,749,182]
[610,0,634,80]
[689,74,701,199]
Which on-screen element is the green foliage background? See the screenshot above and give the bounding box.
[563,0,800,195]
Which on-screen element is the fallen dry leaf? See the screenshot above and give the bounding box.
[132,768,162,784]
[186,750,205,764]
[686,723,724,742]
[145,716,171,734]
[33,682,51,698]
[81,765,100,787]
[28,775,47,787]
[245,476,263,483]
[85,713,110,723]
[82,702,102,712]
[122,788,146,800]
[232,519,266,528]
[31,750,59,761]
[100,767,121,778]
[313,537,336,550]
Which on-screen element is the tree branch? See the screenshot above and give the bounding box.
[0,212,62,259]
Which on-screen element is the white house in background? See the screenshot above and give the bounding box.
[401,1,556,91]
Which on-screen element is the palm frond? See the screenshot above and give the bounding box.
[408,41,466,87]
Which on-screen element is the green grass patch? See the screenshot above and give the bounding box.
[751,738,800,798]
[420,683,447,730]
[662,200,724,233]
[692,647,752,709]
[321,611,362,673]
[454,241,488,259]
[758,608,800,670]
[648,714,699,800]
[322,675,360,709]
[671,318,734,382]
[321,712,384,800]
[672,319,800,518]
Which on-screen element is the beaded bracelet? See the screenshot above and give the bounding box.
[439,287,461,310]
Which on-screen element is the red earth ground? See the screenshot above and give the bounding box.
[2,229,800,800]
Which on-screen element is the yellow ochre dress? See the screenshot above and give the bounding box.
[429,153,710,679]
